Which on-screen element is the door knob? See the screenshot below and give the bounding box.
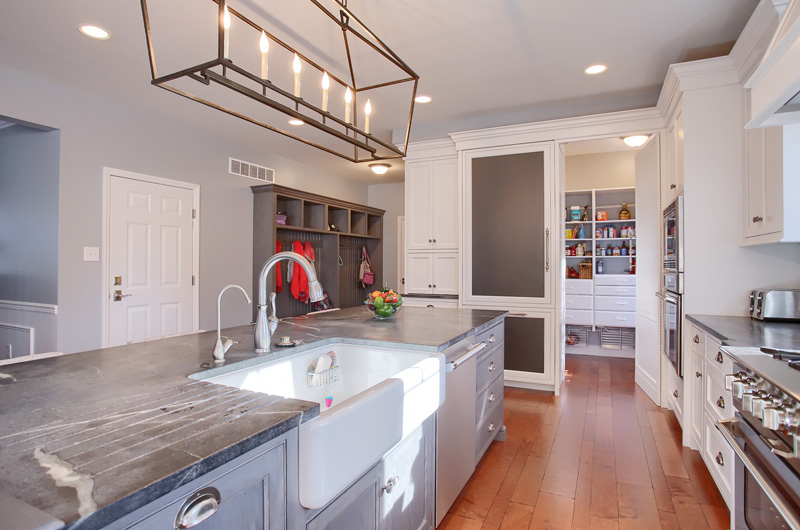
[113,290,133,302]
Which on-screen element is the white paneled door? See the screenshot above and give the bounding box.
[108,175,195,346]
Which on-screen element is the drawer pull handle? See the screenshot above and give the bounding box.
[489,334,495,343]
[670,184,677,189]
[752,216,763,223]
[715,452,724,466]
[693,335,700,344]
[717,396,726,409]
[383,476,400,494]
[616,302,627,305]
[488,362,495,372]
[175,488,220,529]
[616,317,627,321]
[716,352,724,364]
[509,312,527,316]
[488,392,495,403]
[696,371,702,378]
[488,422,496,432]
[673,390,679,398]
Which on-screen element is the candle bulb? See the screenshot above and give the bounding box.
[259,31,269,80]
[364,99,371,135]
[344,87,352,124]
[222,4,231,59]
[293,54,302,98]
[321,72,330,112]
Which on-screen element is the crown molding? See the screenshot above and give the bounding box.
[448,107,663,152]
[402,137,457,160]
[657,56,739,121]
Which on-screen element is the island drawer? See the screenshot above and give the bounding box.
[690,324,705,356]
[476,398,504,463]
[705,335,731,379]
[476,321,504,348]
[476,347,504,393]
[476,374,504,426]
[704,369,733,423]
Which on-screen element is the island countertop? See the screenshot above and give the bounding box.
[0,306,505,530]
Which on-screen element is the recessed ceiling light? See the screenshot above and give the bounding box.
[623,135,649,147]
[78,25,111,40]
[415,95,432,104]
[584,64,607,75]
[288,119,304,126]
[369,163,390,175]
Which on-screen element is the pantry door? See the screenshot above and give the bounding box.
[105,169,199,347]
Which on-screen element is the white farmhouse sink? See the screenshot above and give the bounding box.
[202,343,445,509]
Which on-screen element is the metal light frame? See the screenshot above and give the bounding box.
[140,0,419,163]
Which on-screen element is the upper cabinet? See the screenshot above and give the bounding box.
[406,158,458,250]
[742,122,800,244]
[663,100,685,205]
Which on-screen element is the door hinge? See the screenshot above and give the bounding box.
[192,275,195,286]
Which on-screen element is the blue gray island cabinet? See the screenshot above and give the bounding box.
[0,307,506,530]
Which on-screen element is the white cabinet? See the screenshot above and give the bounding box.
[742,123,800,244]
[664,102,684,205]
[405,252,459,295]
[667,362,684,427]
[689,350,705,450]
[594,275,636,329]
[406,158,458,250]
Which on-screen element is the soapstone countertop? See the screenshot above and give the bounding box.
[685,314,800,349]
[0,306,505,530]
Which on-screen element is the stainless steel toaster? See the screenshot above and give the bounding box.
[749,289,800,321]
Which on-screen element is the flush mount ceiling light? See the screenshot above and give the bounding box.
[414,95,432,104]
[584,64,607,75]
[78,24,110,40]
[140,0,419,164]
[288,118,304,126]
[623,135,649,147]
[369,163,390,175]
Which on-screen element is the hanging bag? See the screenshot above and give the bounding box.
[359,246,374,287]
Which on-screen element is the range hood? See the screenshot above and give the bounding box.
[746,0,800,127]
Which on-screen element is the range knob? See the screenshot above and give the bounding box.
[753,394,778,419]
[743,389,767,414]
[729,373,757,400]
[725,371,747,391]
[763,405,788,430]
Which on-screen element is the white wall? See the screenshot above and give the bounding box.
[0,65,368,354]
[565,150,637,191]
[368,182,405,290]
[683,83,800,316]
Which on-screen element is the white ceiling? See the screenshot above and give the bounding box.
[0,0,758,184]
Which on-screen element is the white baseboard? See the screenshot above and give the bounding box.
[566,345,635,358]
[635,364,661,406]
[503,379,556,392]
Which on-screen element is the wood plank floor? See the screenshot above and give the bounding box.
[440,355,729,530]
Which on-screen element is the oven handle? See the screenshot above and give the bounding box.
[716,418,800,530]
[655,291,678,304]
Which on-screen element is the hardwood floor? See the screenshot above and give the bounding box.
[440,355,729,530]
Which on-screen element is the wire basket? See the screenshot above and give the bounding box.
[307,365,340,388]
[579,262,593,279]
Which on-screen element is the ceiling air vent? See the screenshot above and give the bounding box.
[229,157,275,183]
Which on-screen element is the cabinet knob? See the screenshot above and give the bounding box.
[715,452,724,466]
[428,238,432,243]
[488,392,496,402]
[673,389,679,398]
[752,216,763,223]
[717,396,726,409]
[433,238,437,243]
[670,184,677,189]
[489,334,495,343]
[175,488,220,529]
[433,284,437,288]
[693,335,700,344]
[488,362,495,372]
[382,476,400,494]
[716,351,724,364]
[488,422,496,432]
[696,371,702,378]
[428,284,432,288]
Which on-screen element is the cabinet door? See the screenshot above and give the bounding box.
[380,418,434,530]
[405,253,432,294]
[432,253,459,295]
[406,162,433,250]
[464,143,553,306]
[675,107,685,198]
[307,465,380,530]
[745,127,766,238]
[430,159,458,250]
[763,126,784,236]
[503,311,554,386]
[689,352,704,450]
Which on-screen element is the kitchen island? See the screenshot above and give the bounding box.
[0,306,506,530]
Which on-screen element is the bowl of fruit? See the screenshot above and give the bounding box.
[364,288,403,320]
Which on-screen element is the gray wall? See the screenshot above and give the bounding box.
[0,125,60,304]
[0,65,368,354]
[565,150,636,191]
[368,182,405,290]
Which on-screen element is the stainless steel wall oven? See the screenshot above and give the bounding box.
[659,196,684,378]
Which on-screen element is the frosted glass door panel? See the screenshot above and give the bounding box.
[471,152,545,298]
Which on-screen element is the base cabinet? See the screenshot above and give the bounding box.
[305,416,435,530]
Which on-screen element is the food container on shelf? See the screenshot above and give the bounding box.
[566,229,573,239]
[276,212,288,225]
[570,206,581,220]
[596,210,608,221]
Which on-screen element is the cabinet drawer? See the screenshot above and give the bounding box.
[667,364,683,427]
[565,295,593,310]
[476,398,504,464]
[477,321,504,348]
[705,336,731,379]
[564,309,593,326]
[476,347,504,393]
[703,412,734,507]
[594,296,635,312]
[595,311,636,327]
[565,279,593,295]
[594,275,636,286]
[595,285,636,297]
[690,325,706,355]
[704,369,733,423]
[476,374,504,426]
